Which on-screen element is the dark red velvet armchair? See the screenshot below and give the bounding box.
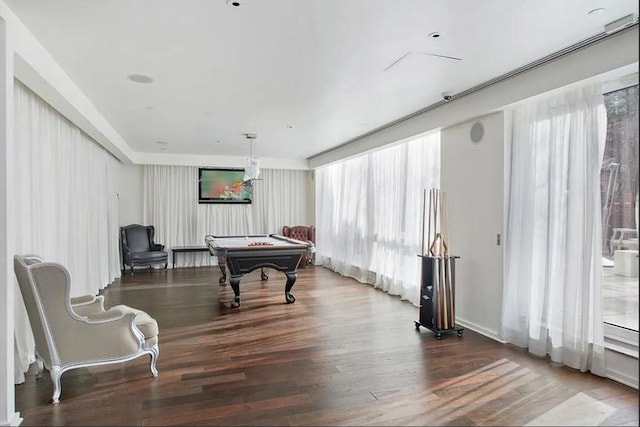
[282,225,315,267]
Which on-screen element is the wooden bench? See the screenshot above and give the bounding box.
[171,246,210,268]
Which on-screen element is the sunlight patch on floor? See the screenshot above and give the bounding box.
[524,392,616,426]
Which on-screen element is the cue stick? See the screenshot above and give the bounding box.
[428,189,434,256]
[440,252,449,330]
[436,188,440,253]
[439,191,448,328]
[441,189,448,329]
[440,191,450,327]
[429,189,439,257]
[436,189,445,330]
[439,191,449,329]
[434,254,441,330]
[431,189,437,255]
[422,188,427,257]
[443,191,455,327]
[429,189,434,256]
[432,194,441,332]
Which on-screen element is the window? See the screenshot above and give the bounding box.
[600,84,639,335]
[315,132,440,305]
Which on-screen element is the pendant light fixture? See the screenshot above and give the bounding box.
[243,133,260,182]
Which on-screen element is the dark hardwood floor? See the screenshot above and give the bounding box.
[15,265,639,426]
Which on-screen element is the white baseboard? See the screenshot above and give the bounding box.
[606,366,639,389]
[605,347,639,389]
[455,317,504,343]
[0,412,22,427]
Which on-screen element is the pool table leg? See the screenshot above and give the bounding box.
[229,275,241,308]
[284,271,297,304]
[218,257,227,284]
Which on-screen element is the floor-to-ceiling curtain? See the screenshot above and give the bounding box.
[12,80,121,383]
[315,132,440,305]
[143,166,312,267]
[501,83,607,375]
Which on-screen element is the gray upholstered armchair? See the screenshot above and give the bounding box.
[14,254,159,403]
[120,224,168,274]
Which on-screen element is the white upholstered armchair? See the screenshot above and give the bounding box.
[14,254,159,403]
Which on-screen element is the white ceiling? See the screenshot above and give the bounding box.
[4,0,640,162]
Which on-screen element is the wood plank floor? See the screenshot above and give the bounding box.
[15,266,639,426]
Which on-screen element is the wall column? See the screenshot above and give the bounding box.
[0,15,20,427]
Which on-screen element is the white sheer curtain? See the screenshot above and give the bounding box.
[12,80,121,383]
[315,132,440,305]
[143,166,312,267]
[501,83,607,375]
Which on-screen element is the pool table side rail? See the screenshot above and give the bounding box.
[204,234,313,251]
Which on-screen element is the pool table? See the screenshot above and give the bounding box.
[204,234,315,308]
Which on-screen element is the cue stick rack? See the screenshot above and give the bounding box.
[415,188,464,339]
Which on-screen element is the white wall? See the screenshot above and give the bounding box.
[0,14,19,427]
[117,163,144,226]
[441,113,505,339]
[0,11,20,427]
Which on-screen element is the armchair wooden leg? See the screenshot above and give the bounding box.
[148,344,159,377]
[35,356,44,379]
[50,366,62,404]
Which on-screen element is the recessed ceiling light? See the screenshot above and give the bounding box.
[588,8,606,16]
[128,74,154,83]
[155,141,169,145]
[216,140,223,144]
[145,106,154,110]
[226,0,242,7]
[428,32,441,39]
[286,125,293,129]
